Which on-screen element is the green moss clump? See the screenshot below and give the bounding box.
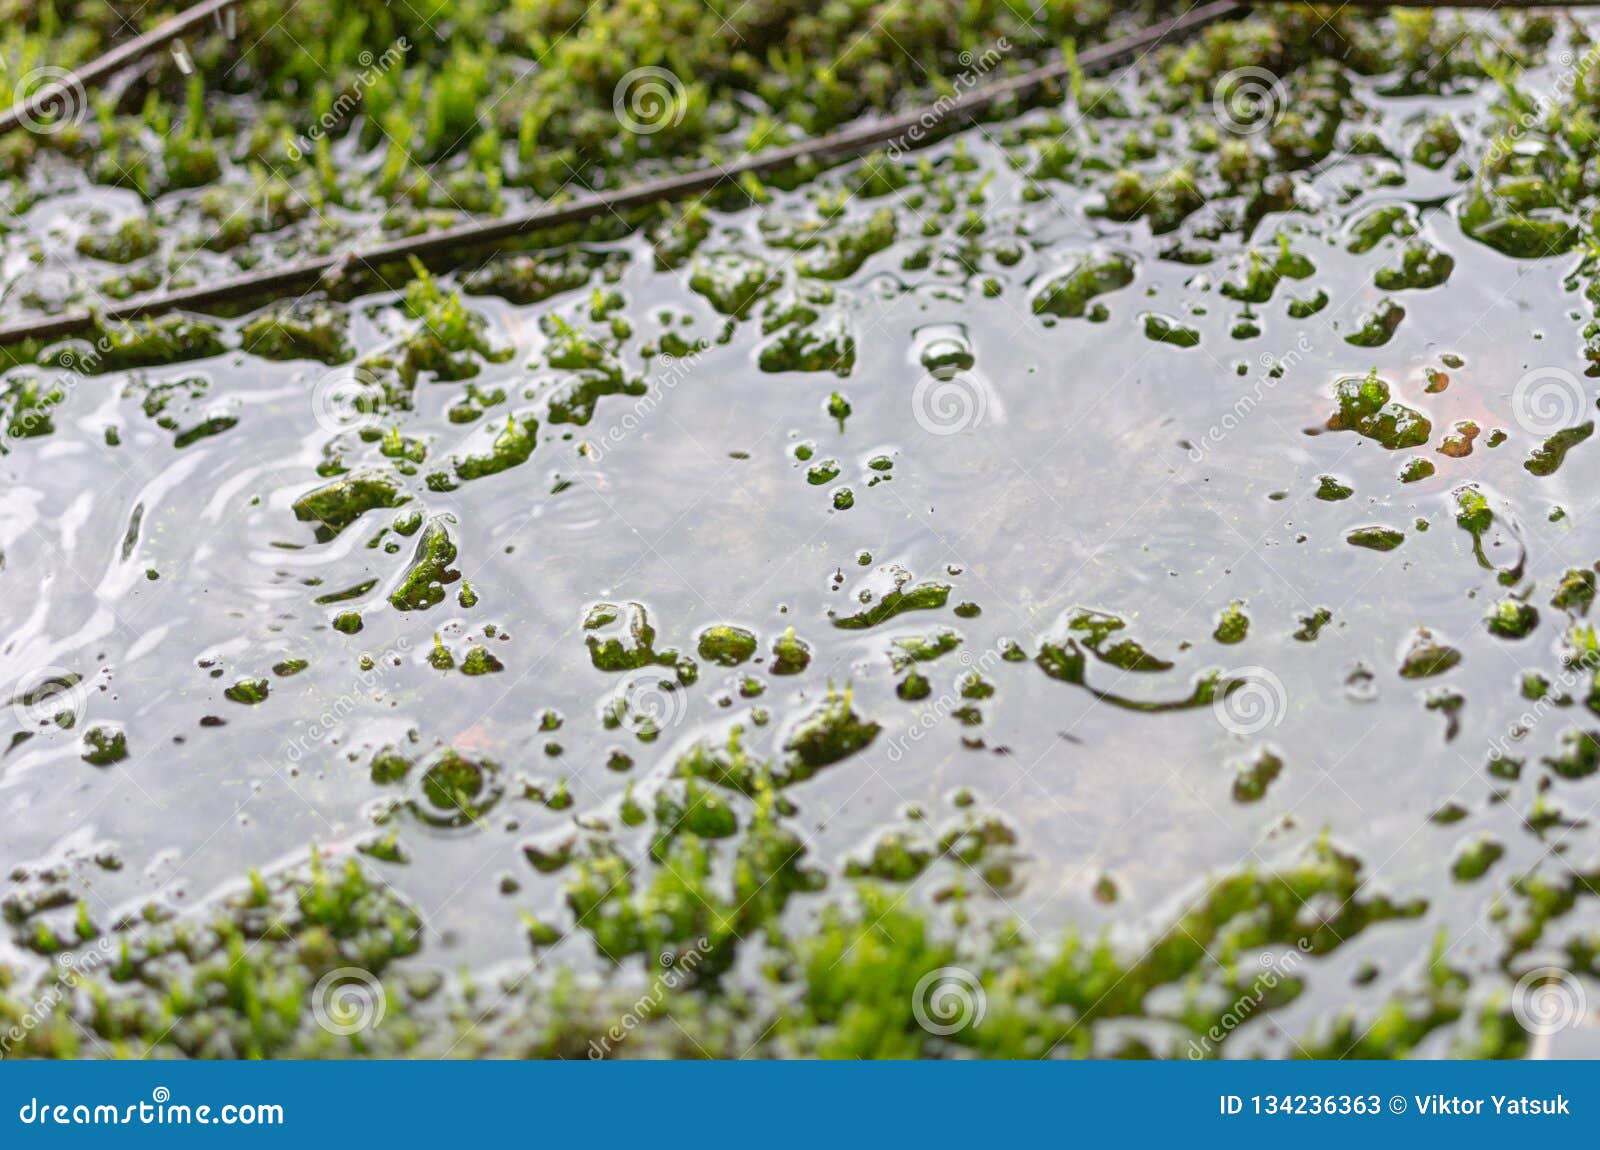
[845,830,933,882]
[0,854,423,1058]
[1287,290,1329,318]
[1142,312,1200,348]
[1347,526,1404,551]
[1213,600,1249,644]
[1459,177,1577,259]
[758,312,856,376]
[1231,748,1282,803]
[585,601,668,671]
[396,262,510,382]
[49,315,225,374]
[790,209,897,280]
[1399,629,1462,679]
[1552,568,1596,615]
[1345,204,1418,254]
[770,627,811,675]
[455,415,537,481]
[889,629,962,670]
[333,611,364,634]
[1099,166,1203,234]
[674,727,764,796]
[293,473,406,535]
[1543,729,1600,779]
[1452,485,1494,569]
[1486,600,1538,640]
[897,670,931,700]
[1031,251,1137,319]
[76,216,158,264]
[833,581,950,630]
[389,517,460,611]
[1397,457,1434,484]
[1525,422,1593,477]
[370,746,414,784]
[224,677,270,704]
[783,688,881,777]
[1315,475,1353,501]
[241,302,354,365]
[1064,610,1172,672]
[697,625,758,667]
[1344,299,1406,348]
[463,250,621,305]
[1374,242,1455,291]
[0,376,66,444]
[1327,370,1431,449]
[688,251,783,318]
[652,780,738,858]
[1411,115,1461,169]
[80,724,128,766]
[1294,608,1332,642]
[460,645,503,675]
[1220,239,1313,303]
[414,750,501,827]
[1452,837,1504,882]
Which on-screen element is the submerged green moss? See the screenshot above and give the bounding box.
[241,302,353,364]
[1399,629,1462,679]
[1327,370,1431,449]
[697,626,758,667]
[1031,251,1137,319]
[49,315,225,374]
[1347,526,1404,552]
[1213,600,1249,644]
[833,581,950,629]
[1525,422,1593,477]
[389,517,460,611]
[293,473,406,535]
[784,688,881,777]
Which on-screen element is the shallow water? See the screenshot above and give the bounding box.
[4,15,1600,1055]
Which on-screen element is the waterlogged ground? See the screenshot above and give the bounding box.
[4,3,1600,1057]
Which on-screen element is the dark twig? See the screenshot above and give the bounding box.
[0,1,1245,346]
[0,0,242,137]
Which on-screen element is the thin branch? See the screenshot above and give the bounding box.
[0,0,242,137]
[0,1,1245,346]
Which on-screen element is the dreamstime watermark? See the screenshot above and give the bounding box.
[9,665,89,732]
[585,348,703,463]
[10,65,88,136]
[280,638,411,765]
[610,670,689,740]
[911,965,986,1036]
[881,40,1011,162]
[1510,366,1589,437]
[1212,66,1286,136]
[17,1088,284,1126]
[1512,967,1588,1037]
[911,367,992,436]
[884,640,1015,764]
[1187,335,1311,461]
[587,936,714,1057]
[1185,940,1312,1058]
[311,967,387,1036]
[1486,642,1600,766]
[310,362,387,435]
[0,934,117,1056]
[1212,665,1287,736]
[613,66,687,135]
[285,38,410,162]
[1485,43,1600,169]
[3,329,120,448]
